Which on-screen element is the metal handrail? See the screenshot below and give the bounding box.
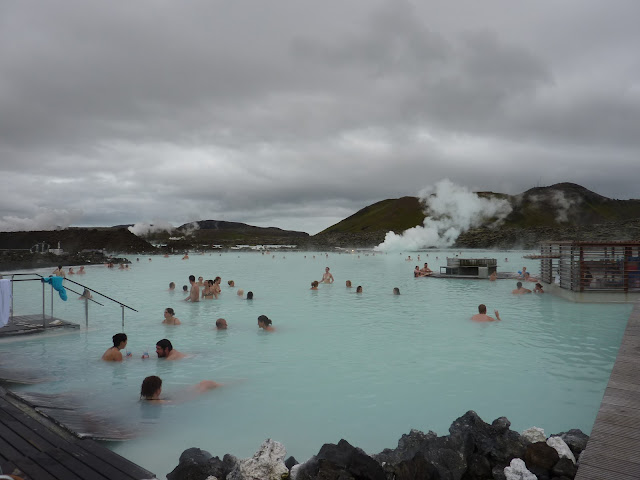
[0,272,136,330]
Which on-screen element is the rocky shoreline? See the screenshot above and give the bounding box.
[166,411,587,480]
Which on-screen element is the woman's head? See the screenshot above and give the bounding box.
[141,376,162,399]
[311,280,319,288]
[246,291,253,300]
[228,280,235,286]
[258,315,272,328]
[165,307,175,317]
[346,280,352,287]
[214,276,221,284]
[207,279,214,286]
[356,286,363,293]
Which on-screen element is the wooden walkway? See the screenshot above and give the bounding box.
[576,301,640,480]
[0,386,155,480]
[0,314,79,337]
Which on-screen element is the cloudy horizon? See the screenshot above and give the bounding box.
[1,0,639,234]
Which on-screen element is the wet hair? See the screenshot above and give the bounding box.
[215,318,227,328]
[393,287,400,295]
[58,265,63,270]
[112,333,127,347]
[214,276,221,284]
[346,280,352,287]
[182,285,188,291]
[156,339,173,351]
[356,286,362,293]
[258,315,272,326]
[169,282,175,288]
[516,282,523,288]
[189,275,196,282]
[246,291,253,300]
[228,280,234,286]
[311,281,319,287]
[165,307,175,316]
[207,279,214,286]
[141,376,162,399]
[478,304,487,314]
[536,283,543,288]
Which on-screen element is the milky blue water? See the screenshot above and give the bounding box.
[0,250,631,479]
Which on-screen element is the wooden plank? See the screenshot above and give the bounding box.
[576,463,640,480]
[0,393,155,480]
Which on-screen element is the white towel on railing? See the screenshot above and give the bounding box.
[0,279,11,327]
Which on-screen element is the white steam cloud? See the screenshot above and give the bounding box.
[181,221,201,236]
[375,179,512,251]
[552,191,578,222]
[0,208,82,232]
[128,221,175,236]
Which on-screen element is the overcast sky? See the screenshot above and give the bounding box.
[1,0,639,234]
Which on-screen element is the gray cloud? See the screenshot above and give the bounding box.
[1,0,639,234]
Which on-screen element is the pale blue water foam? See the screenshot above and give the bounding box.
[0,250,631,479]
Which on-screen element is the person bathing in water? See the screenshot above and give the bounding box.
[140,375,221,403]
[102,333,130,362]
[471,304,501,322]
[258,315,275,332]
[162,308,181,325]
[153,339,186,360]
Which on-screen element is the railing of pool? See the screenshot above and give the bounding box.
[0,272,137,330]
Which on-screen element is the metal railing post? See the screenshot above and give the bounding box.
[50,284,54,318]
[85,298,89,328]
[10,275,14,320]
[121,305,125,331]
[42,281,46,327]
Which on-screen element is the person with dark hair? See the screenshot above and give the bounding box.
[140,375,221,403]
[257,315,274,331]
[162,308,181,325]
[512,281,532,294]
[212,277,222,298]
[185,275,200,302]
[202,280,214,299]
[52,265,65,278]
[228,280,235,287]
[356,286,363,293]
[246,291,254,300]
[215,318,228,329]
[471,304,501,322]
[533,283,545,293]
[310,280,319,290]
[102,333,128,361]
[155,338,186,360]
[393,287,400,295]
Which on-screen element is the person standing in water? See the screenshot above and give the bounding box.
[320,267,334,284]
[185,275,200,302]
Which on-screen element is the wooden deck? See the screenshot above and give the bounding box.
[0,386,155,480]
[0,314,79,337]
[575,301,640,480]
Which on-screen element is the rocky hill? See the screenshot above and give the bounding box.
[311,183,640,248]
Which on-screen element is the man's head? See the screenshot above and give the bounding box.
[478,304,487,314]
[198,276,203,283]
[325,267,330,272]
[216,318,228,329]
[156,339,173,357]
[169,282,175,290]
[189,275,196,284]
[112,333,127,348]
[182,285,188,292]
[141,375,162,399]
[424,263,428,267]
[516,282,523,288]
[393,287,400,295]
[246,291,253,300]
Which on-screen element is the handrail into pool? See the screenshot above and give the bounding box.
[0,272,137,330]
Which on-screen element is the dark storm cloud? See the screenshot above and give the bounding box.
[1,0,639,233]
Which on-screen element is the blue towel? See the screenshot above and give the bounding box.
[42,276,68,301]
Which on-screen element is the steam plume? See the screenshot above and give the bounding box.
[128,221,175,236]
[375,179,512,251]
[0,208,82,232]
